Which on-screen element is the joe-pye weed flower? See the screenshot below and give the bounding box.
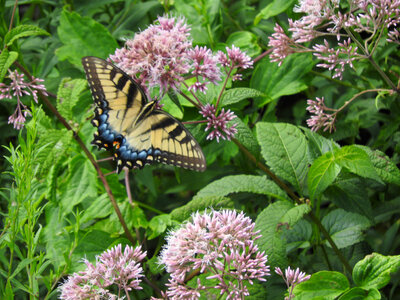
[159,210,270,299]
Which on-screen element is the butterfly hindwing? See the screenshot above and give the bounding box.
[82,56,206,172]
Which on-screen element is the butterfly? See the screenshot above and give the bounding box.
[82,56,206,173]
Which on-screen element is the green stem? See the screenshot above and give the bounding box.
[345,28,398,92]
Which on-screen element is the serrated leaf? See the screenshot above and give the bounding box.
[284,219,312,252]
[280,204,311,225]
[80,194,112,223]
[356,145,400,186]
[353,253,400,290]
[321,209,371,249]
[254,0,297,24]
[325,175,373,219]
[170,196,234,222]
[334,146,382,184]
[56,9,118,66]
[232,118,260,158]
[61,156,97,214]
[36,129,73,177]
[256,122,308,193]
[221,88,265,106]
[0,49,18,82]
[147,214,173,240]
[57,78,87,120]
[251,54,314,107]
[195,174,288,201]
[301,126,340,162]
[308,151,341,201]
[4,24,49,46]
[255,201,294,267]
[293,271,350,299]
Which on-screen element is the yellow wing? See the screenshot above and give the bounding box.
[82,56,206,173]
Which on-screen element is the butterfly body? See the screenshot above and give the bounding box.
[82,56,206,173]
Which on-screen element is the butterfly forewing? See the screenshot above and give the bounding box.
[82,56,206,173]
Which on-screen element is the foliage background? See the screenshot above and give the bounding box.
[1,0,400,299]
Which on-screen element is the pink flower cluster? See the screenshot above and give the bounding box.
[275,266,311,300]
[268,0,400,79]
[0,69,47,129]
[109,16,254,142]
[200,104,238,142]
[59,244,146,299]
[306,97,336,132]
[268,0,400,132]
[159,210,270,299]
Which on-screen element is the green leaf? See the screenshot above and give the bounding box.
[232,118,260,158]
[36,129,73,177]
[147,214,173,240]
[225,31,262,57]
[0,49,18,82]
[353,253,400,290]
[170,196,234,222]
[80,194,112,223]
[325,176,373,219]
[322,209,371,249]
[301,127,340,162]
[255,201,294,267]
[71,230,115,267]
[10,258,35,280]
[338,287,380,300]
[254,0,297,24]
[334,146,382,184]
[308,151,341,201]
[57,78,87,120]
[356,145,400,186]
[56,9,118,66]
[256,122,308,193]
[251,54,314,107]
[293,271,350,299]
[284,219,312,251]
[4,24,49,46]
[61,155,97,214]
[221,88,265,106]
[195,174,288,201]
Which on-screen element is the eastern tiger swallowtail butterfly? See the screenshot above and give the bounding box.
[82,56,206,173]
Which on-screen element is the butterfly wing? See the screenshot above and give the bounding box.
[82,56,206,173]
[82,56,146,150]
[116,109,206,172]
